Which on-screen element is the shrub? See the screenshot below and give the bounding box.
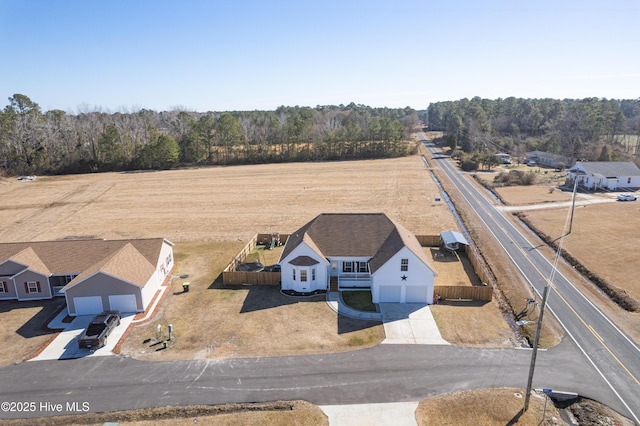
[460,158,480,172]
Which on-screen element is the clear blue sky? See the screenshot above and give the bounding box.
[1,0,639,113]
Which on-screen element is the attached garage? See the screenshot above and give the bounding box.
[73,296,104,315]
[379,285,402,302]
[108,294,138,313]
[405,285,429,303]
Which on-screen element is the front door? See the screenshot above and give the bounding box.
[299,269,309,292]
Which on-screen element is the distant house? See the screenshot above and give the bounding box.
[525,151,572,169]
[278,213,437,304]
[0,238,174,315]
[566,161,640,191]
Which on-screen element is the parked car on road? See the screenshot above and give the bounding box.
[617,194,637,201]
[77,310,121,349]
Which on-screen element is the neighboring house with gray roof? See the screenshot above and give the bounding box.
[526,151,572,168]
[0,238,174,315]
[566,161,640,191]
[278,213,437,304]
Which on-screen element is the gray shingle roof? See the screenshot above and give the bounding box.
[571,161,640,177]
[62,243,156,290]
[0,238,168,275]
[289,255,320,266]
[280,213,435,274]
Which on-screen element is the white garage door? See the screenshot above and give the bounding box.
[379,285,402,302]
[109,294,138,313]
[406,285,428,303]
[73,296,104,315]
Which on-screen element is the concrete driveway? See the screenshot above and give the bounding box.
[379,303,449,345]
[30,312,135,361]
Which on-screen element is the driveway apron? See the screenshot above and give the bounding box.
[30,312,135,361]
[379,303,449,345]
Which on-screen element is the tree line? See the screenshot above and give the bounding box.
[0,95,420,176]
[427,97,640,166]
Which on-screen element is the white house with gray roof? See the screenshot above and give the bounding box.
[566,161,640,191]
[278,213,437,304]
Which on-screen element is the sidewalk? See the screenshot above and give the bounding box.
[320,401,419,426]
[325,291,382,320]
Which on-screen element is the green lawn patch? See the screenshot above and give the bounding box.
[341,291,377,312]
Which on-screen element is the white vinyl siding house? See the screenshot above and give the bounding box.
[280,240,328,293]
[371,246,434,303]
[566,161,640,191]
[279,213,437,304]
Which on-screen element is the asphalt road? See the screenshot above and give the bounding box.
[0,341,610,419]
[420,133,640,422]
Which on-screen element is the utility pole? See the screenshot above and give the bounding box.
[524,283,549,411]
[524,177,577,411]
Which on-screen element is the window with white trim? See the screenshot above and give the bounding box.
[293,269,296,281]
[27,281,39,293]
[0,281,7,293]
[312,269,316,281]
[357,262,368,273]
[401,258,409,271]
[300,270,307,282]
[342,261,353,273]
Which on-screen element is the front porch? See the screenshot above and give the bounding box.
[335,273,372,290]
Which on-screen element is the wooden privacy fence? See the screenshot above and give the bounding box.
[463,242,492,285]
[222,233,289,285]
[223,271,281,286]
[433,285,493,302]
[415,234,441,246]
[417,234,493,302]
[223,233,493,301]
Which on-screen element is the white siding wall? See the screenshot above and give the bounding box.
[326,257,370,277]
[371,247,435,304]
[143,241,174,308]
[569,165,640,190]
[280,242,328,292]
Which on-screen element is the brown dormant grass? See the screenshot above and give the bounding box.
[415,388,560,426]
[517,203,640,300]
[0,401,328,426]
[0,157,457,243]
[0,299,65,367]
[1,155,515,364]
[120,241,386,361]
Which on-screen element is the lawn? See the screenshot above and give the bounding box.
[120,242,385,361]
[0,299,66,367]
[341,290,376,311]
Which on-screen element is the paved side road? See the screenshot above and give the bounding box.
[0,339,623,420]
